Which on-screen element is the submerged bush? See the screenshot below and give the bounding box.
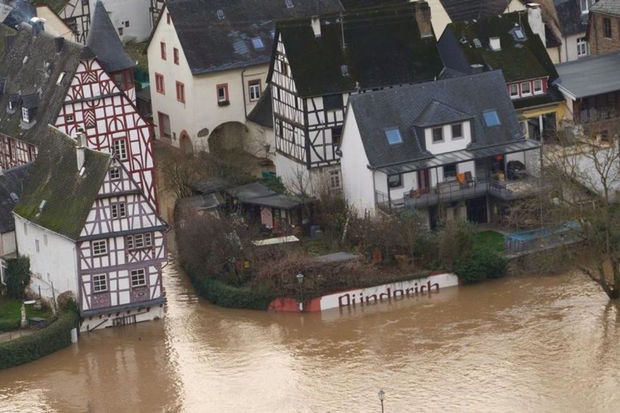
[453,247,507,285]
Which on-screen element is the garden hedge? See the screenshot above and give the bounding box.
[185,266,275,310]
[0,310,79,370]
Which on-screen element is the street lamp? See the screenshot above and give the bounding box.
[378,389,385,413]
[296,272,304,312]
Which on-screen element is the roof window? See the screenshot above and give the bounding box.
[385,128,403,145]
[251,37,264,50]
[473,38,482,48]
[216,9,225,20]
[285,0,294,8]
[489,37,501,51]
[483,110,500,127]
[510,25,527,41]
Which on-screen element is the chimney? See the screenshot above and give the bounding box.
[311,16,321,38]
[76,129,86,172]
[414,1,433,39]
[55,37,64,53]
[526,3,546,47]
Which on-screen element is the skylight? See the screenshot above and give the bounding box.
[216,9,225,20]
[483,110,501,127]
[514,28,525,40]
[473,38,482,48]
[251,37,264,50]
[285,0,294,8]
[385,128,402,145]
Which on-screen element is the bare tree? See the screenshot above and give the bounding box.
[544,130,620,299]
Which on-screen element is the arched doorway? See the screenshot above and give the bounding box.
[179,130,193,155]
[208,121,247,154]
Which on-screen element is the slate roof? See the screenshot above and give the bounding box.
[165,0,343,76]
[1,0,35,30]
[439,11,559,83]
[590,0,620,16]
[14,127,110,240]
[86,1,135,73]
[0,24,83,145]
[348,70,525,169]
[275,2,443,97]
[0,163,30,234]
[554,0,588,36]
[555,51,620,99]
[246,87,273,127]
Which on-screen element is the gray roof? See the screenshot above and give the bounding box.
[591,0,620,16]
[165,0,343,75]
[0,24,84,146]
[554,0,588,36]
[438,0,512,22]
[0,164,30,234]
[348,70,525,169]
[555,51,620,99]
[247,87,273,127]
[86,1,135,73]
[227,182,302,209]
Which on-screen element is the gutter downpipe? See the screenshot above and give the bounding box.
[241,68,248,119]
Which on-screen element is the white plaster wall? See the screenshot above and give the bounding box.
[426,0,452,39]
[559,33,586,63]
[148,8,269,152]
[0,231,16,258]
[93,0,152,43]
[424,121,471,155]
[340,108,375,216]
[36,6,78,42]
[14,215,77,298]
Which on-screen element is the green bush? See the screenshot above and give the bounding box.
[453,247,507,285]
[0,319,20,332]
[185,266,275,310]
[5,257,30,299]
[0,310,79,370]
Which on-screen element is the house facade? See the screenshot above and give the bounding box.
[147,0,342,155]
[269,2,443,196]
[58,0,153,43]
[438,8,564,142]
[340,71,541,227]
[587,0,620,56]
[553,0,597,62]
[14,131,167,331]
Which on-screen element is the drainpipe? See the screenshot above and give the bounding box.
[241,68,248,119]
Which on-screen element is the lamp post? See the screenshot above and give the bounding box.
[296,272,304,312]
[378,389,385,413]
[20,300,36,329]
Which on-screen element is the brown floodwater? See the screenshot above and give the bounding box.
[1,255,619,412]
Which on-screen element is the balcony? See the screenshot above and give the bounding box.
[377,176,542,211]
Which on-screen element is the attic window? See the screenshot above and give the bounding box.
[285,0,294,8]
[489,37,501,51]
[473,38,482,48]
[483,110,501,127]
[251,37,264,50]
[385,128,403,145]
[340,64,349,77]
[216,9,225,20]
[510,25,527,41]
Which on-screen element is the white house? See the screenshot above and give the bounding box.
[340,71,542,228]
[147,0,342,154]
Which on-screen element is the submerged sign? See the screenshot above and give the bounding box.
[319,273,459,310]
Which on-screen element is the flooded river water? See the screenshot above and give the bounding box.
[1,256,619,412]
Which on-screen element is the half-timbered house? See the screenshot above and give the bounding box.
[147,0,342,154]
[0,23,157,208]
[340,71,542,227]
[269,2,443,195]
[14,129,167,331]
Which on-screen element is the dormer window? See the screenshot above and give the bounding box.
[580,0,593,14]
[489,37,501,51]
[20,94,38,126]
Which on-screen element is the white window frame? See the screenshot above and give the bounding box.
[92,274,108,293]
[92,239,108,256]
[127,233,153,250]
[509,84,519,99]
[577,37,588,57]
[533,79,543,95]
[248,80,261,101]
[131,268,147,287]
[329,169,341,189]
[21,107,30,123]
[109,167,121,180]
[520,81,531,96]
[113,138,128,161]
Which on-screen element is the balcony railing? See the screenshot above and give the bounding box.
[376,176,542,211]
